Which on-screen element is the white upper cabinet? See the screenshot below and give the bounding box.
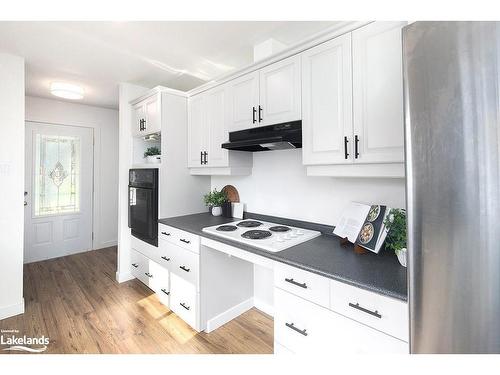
[131,93,162,137]
[206,86,229,167]
[187,94,207,168]
[302,33,353,165]
[258,55,301,127]
[352,21,406,164]
[228,72,259,132]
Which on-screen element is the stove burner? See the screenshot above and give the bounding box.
[216,225,238,232]
[241,230,272,240]
[237,220,262,228]
[269,226,291,232]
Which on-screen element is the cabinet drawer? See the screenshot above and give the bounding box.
[274,262,330,308]
[274,287,333,354]
[275,288,408,354]
[170,273,199,331]
[330,279,408,342]
[160,240,199,286]
[130,249,153,288]
[158,224,200,254]
[149,261,170,307]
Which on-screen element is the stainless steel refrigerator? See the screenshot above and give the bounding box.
[404,21,500,353]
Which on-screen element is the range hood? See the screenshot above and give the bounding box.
[221,121,302,152]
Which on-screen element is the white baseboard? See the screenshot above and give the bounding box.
[0,299,25,321]
[116,271,135,283]
[253,298,274,317]
[94,240,118,250]
[205,298,254,333]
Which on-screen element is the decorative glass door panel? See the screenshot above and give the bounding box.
[34,134,81,216]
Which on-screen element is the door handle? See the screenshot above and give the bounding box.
[285,322,308,336]
[348,302,382,319]
[252,106,257,124]
[258,105,263,122]
[344,136,349,159]
[354,135,360,159]
[284,277,307,289]
[180,302,190,311]
[179,265,190,273]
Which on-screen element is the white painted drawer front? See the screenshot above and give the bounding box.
[130,249,153,288]
[274,287,333,354]
[161,240,199,286]
[157,239,176,271]
[330,279,408,342]
[170,273,199,330]
[274,342,294,355]
[274,262,330,308]
[149,261,170,307]
[159,224,200,254]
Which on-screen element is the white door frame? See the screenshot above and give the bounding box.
[24,121,95,262]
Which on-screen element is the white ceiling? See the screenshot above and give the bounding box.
[0,21,338,109]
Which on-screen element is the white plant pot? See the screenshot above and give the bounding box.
[146,155,161,164]
[211,206,222,216]
[396,247,407,267]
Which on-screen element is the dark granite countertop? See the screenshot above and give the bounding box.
[158,212,407,301]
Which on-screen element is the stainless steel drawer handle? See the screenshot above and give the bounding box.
[145,272,153,278]
[131,263,139,268]
[284,278,307,289]
[180,302,190,311]
[180,238,191,244]
[161,231,171,236]
[161,289,170,295]
[179,265,190,273]
[161,256,170,261]
[285,322,308,336]
[348,302,382,319]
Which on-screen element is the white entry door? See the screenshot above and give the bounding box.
[24,122,93,263]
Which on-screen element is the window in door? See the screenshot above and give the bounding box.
[34,134,81,216]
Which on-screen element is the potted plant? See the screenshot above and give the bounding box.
[384,208,407,267]
[203,189,228,216]
[144,147,161,164]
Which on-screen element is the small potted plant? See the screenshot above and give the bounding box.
[384,208,407,267]
[203,189,228,216]
[144,147,161,164]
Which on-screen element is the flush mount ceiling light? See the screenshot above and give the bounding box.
[50,82,84,100]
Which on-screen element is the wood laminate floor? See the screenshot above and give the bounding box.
[0,247,274,354]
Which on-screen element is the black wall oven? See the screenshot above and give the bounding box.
[128,168,158,247]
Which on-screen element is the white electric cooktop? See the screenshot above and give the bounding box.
[202,219,321,253]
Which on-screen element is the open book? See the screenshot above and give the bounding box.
[333,202,391,254]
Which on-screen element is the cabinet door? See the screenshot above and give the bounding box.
[206,86,229,167]
[187,94,208,168]
[352,21,406,163]
[227,71,259,132]
[301,34,353,165]
[144,93,161,134]
[259,55,301,127]
[132,102,145,137]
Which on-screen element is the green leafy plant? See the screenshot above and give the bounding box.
[383,208,407,252]
[144,147,160,157]
[203,189,228,207]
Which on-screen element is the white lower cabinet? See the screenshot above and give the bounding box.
[274,266,409,354]
[170,272,200,330]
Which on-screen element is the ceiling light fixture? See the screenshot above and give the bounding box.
[50,82,84,100]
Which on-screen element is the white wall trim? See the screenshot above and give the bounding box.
[253,297,274,317]
[116,271,135,283]
[0,299,24,321]
[205,297,254,333]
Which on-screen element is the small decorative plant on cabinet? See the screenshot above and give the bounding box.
[144,146,161,164]
[384,208,407,267]
[203,189,228,217]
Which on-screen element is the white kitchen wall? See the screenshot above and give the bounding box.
[212,149,406,226]
[25,96,119,250]
[0,53,25,320]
